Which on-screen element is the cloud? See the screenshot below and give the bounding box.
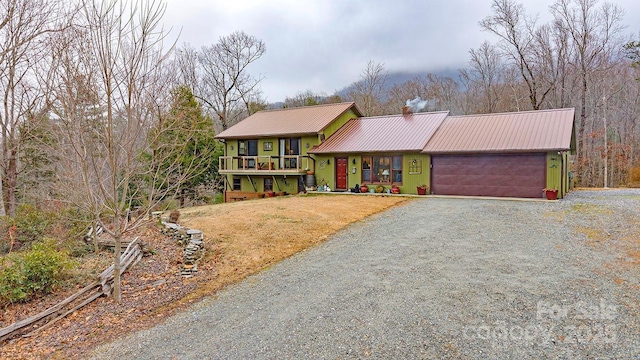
[163,0,640,102]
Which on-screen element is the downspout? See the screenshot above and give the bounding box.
[306,156,316,172]
[560,151,565,199]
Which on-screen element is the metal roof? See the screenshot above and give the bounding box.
[215,102,362,139]
[309,111,450,154]
[422,108,575,153]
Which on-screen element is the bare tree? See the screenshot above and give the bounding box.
[460,42,503,113]
[0,0,64,216]
[48,0,219,303]
[282,90,342,108]
[45,0,208,303]
[177,31,266,132]
[386,74,462,115]
[348,60,388,116]
[551,0,625,183]
[480,0,558,111]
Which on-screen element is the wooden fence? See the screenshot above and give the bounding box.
[0,237,143,342]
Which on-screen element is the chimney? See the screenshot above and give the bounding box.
[402,105,413,117]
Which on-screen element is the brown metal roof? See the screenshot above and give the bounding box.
[422,108,575,153]
[309,111,450,154]
[215,102,362,139]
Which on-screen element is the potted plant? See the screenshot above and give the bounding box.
[391,185,400,194]
[543,188,558,200]
[360,184,369,193]
[375,185,385,193]
[417,184,429,195]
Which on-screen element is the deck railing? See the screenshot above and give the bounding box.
[218,155,314,173]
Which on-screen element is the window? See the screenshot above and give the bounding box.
[361,156,402,184]
[238,140,258,168]
[279,138,301,169]
[233,177,241,190]
[392,156,403,183]
[362,158,371,182]
[264,178,273,191]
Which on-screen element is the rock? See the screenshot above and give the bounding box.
[161,221,208,278]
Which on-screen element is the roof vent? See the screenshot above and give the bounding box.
[402,106,413,117]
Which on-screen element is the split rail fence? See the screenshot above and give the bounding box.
[0,238,143,342]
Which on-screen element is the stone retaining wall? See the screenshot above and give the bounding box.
[161,221,206,278]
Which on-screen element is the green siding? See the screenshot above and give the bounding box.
[312,153,430,194]
[301,135,318,159]
[547,151,573,198]
[562,151,569,195]
[224,135,319,193]
[226,140,239,157]
[229,175,255,192]
[313,155,334,189]
[546,152,564,199]
[347,155,360,189]
[228,175,300,193]
[402,154,431,194]
[224,140,237,191]
[225,136,320,160]
[272,176,299,193]
[319,109,359,140]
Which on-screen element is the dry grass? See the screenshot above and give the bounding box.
[619,227,640,266]
[0,194,408,359]
[177,194,409,302]
[574,226,608,247]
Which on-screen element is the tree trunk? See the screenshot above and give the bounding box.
[0,173,5,217]
[577,73,588,185]
[93,221,99,253]
[113,228,122,303]
[3,151,18,217]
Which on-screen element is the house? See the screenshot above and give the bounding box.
[215,102,362,201]
[216,103,575,201]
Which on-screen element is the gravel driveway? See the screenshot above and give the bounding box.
[92,190,639,359]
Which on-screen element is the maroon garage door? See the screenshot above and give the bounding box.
[431,153,546,198]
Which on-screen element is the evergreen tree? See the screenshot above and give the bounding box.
[147,86,222,206]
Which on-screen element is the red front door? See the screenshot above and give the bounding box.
[336,157,348,190]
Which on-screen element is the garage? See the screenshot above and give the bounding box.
[431,153,547,198]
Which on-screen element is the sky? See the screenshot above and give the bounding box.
[162,0,640,103]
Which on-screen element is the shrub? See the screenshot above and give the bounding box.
[0,239,74,307]
[169,209,180,223]
[0,204,92,256]
[628,166,640,188]
[0,204,59,252]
